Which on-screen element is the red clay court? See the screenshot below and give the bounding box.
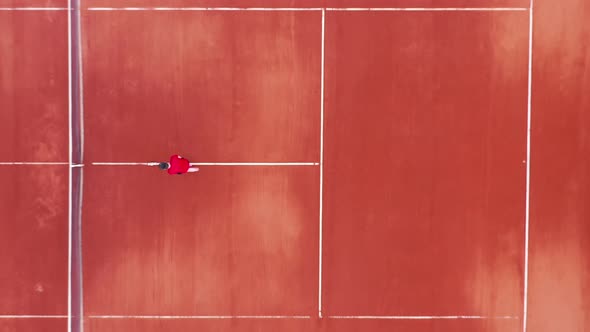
[0,0,588,331]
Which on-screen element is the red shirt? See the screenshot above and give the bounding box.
[168,155,190,175]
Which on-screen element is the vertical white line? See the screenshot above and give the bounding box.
[77,169,84,332]
[76,3,85,331]
[67,1,73,331]
[77,1,85,161]
[523,1,534,332]
[318,8,325,319]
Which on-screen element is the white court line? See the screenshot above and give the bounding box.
[0,7,68,10]
[85,7,527,11]
[88,315,311,319]
[326,7,528,11]
[0,315,68,319]
[330,316,519,319]
[0,162,68,165]
[190,162,318,166]
[91,162,318,166]
[318,8,325,319]
[87,7,322,11]
[77,5,85,162]
[523,1,534,332]
[77,168,85,332]
[67,0,73,331]
[0,315,517,320]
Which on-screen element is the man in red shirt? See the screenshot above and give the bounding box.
[158,155,199,175]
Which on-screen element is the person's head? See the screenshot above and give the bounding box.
[158,162,170,170]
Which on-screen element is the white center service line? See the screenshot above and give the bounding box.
[88,315,311,319]
[326,7,528,11]
[87,7,322,11]
[329,316,520,320]
[91,162,318,166]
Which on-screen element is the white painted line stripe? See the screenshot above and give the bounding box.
[0,7,68,10]
[326,7,528,11]
[91,162,319,166]
[77,5,85,162]
[192,162,318,166]
[87,7,322,11]
[67,1,73,331]
[0,162,69,165]
[91,162,163,166]
[329,316,519,320]
[88,315,311,319]
[523,2,534,332]
[85,7,527,11]
[77,167,85,332]
[0,315,516,320]
[318,8,325,319]
[0,315,68,319]
[71,164,84,168]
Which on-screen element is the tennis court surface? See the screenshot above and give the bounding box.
[0,0,588,331]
